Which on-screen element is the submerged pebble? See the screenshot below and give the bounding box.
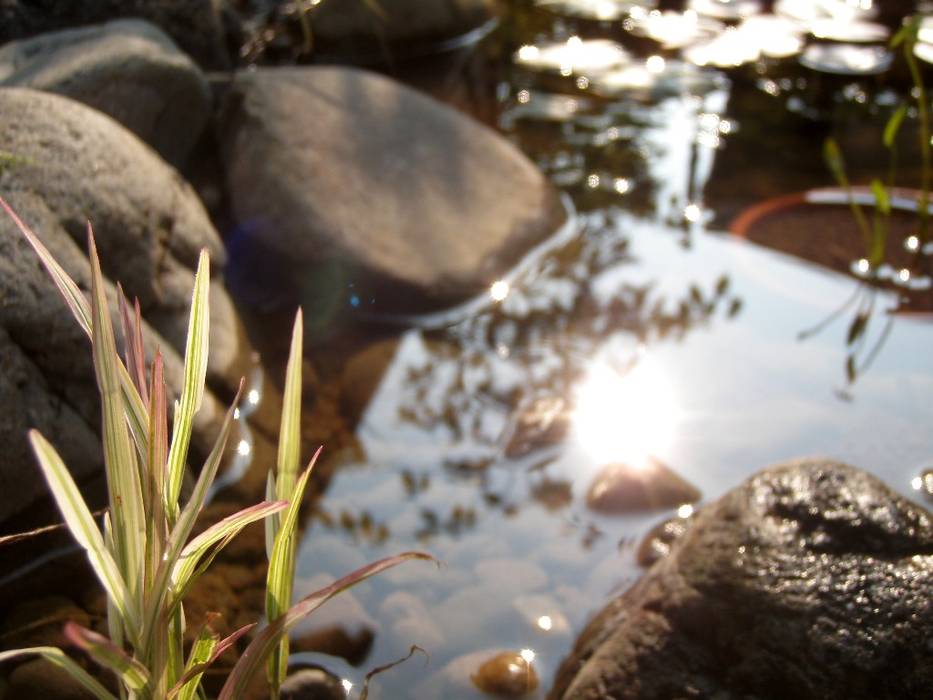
[471,651,539,697]
[586,459,701,514]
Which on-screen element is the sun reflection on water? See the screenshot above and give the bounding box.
[572,355,679,467]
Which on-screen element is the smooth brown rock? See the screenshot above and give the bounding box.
[220,66,565,318]
[0,19,210,166]
[552,459,933,700]
[586,459,701,514]
[471,650,538,697]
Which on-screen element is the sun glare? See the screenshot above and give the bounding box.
[572,355,679,466]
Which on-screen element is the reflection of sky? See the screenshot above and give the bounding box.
[320,213,933,696]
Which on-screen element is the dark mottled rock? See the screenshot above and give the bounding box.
[636,513,691,568]
[0,19,211,167]
[309,0,496,59]
[6,657,95,699]
[917,468,933,503]
[586,459,701,514]
[0,88,250,398]
[0,0,238,70]
[552,459,933,700]
[471,650,539,697]
[280,667,346,700]
[220,66,565,319]
[1,596,90,649]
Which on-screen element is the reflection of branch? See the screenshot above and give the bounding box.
[798,282,897,388]
[797,284,862,341]
[854,310,895,379]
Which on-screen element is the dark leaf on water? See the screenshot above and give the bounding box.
[847,312,869,346]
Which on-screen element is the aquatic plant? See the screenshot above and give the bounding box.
[823,14,931,271]
[0,198,431,699]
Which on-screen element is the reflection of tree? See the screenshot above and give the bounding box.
[389,214,742,463]
[798,282,896,397]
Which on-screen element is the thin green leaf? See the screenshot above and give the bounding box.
[870,179,891,216]
[848,313,866,346]
[170,620,255,700]
[64,623,150,693]
[883,104,908,149]
[28,431,140,643]
[219,551,436,700]
[0,647,117,700]
[165,250,211,518]
[89,228,146,605]
[264,471,278,561]
[276,309,304,500]
[171,500,289,590]
[266,449,321,691]
[823,138,845,182]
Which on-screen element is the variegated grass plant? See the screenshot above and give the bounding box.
[0,199,431,699]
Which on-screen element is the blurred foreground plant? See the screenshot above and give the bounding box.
[0,198,431,699]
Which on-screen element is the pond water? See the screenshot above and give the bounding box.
[213,2,933,697]
[212,2,933,697]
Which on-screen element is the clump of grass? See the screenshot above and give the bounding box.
[0,198,432,699]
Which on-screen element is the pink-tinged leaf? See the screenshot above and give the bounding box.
[169,622,255,700]
[219,552,436,700]
[64,622,150,692]
[360,645,428,700]
[117,285,149,407]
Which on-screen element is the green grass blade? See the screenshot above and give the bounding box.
[88,229,146,606]
[171,501,289,590]
[276,310,304,500]
[64,623,150,694]
[170,619,255,700]
[28,431,140,643]
[220,551,436,700]
[165,250,211,519]
[0,647,117,700]
[264,471,278,561]
[883,104,908,149]
[266,448,321,692]
[140,385,243,655]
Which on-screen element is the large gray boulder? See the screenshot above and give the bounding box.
[551,459,933,700]
[0,87,251,397]
[0,19,211,167]
[0,0,238,70]
[220,66,565,324]
[0,190,229,524]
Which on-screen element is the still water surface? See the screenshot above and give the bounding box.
[233,1,933,696]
